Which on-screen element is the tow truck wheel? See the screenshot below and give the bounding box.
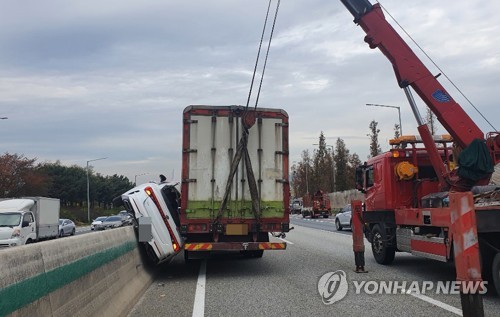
[492,252,500,296]
[371,224,395,265]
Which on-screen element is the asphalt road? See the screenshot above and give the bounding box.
[127,217,500,317]
[289,213,352,234]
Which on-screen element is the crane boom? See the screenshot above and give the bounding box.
[341,0,484,148]
[340,0,499,188]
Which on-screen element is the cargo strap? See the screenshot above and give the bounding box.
[216,110,261,225]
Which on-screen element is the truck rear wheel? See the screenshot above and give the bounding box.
[492,252,500,296]
[371,224,395,265]
[243,250,264,258]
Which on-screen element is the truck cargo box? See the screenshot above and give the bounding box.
[180,105,289,255]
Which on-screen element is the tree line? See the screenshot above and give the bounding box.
[0,153,133,209]
[291,132,363,199]
[292,108,439,199]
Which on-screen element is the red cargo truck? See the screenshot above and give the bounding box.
[180,105,290,259]
[302,190,331,219]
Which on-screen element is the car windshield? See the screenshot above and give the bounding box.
[59,219,65,225]
[106,216,121,222]
[95,217,107,221]
[0,213,22,227]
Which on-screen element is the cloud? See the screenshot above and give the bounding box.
[0,0,499,182]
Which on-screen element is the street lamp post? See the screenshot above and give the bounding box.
[313,143,336,192]
[366,103,403,136]
[134,173,148,186]
[87,157,107,223]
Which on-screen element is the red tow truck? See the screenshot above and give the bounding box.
[302,190,331,219]
[340,0,500,295]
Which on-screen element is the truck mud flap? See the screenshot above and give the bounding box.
[184,242,286,251]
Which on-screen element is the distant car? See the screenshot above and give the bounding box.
[58,219,76,237]
[91,216,107,230]
[290,199,302,215]
[335,204,352,231]
[117,210,133,225]
[95,216,123,230]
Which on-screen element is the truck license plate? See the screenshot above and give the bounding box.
[225,224,248,235]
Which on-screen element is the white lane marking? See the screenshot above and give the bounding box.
[405,290,462,316]
[267,233,295,245]
[192,260,207,317]
[278,237,294,245]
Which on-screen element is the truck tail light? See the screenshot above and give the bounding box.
[144,186,181,253]
[188,224,208,232]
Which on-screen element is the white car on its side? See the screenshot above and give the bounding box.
[115,181,183,265]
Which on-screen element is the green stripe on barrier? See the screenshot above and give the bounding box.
[0,241,136,316]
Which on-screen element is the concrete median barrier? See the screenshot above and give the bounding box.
[0,227,153,317]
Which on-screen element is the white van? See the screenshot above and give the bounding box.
[0,197,60,247]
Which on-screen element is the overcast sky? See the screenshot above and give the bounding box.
[1,0,499,184]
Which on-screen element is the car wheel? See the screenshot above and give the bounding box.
[71,228,76,235]
[335,219,343,231]
[371,224,395,265]
[59,230,64,237]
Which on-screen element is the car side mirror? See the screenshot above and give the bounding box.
[355,166,366,193]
